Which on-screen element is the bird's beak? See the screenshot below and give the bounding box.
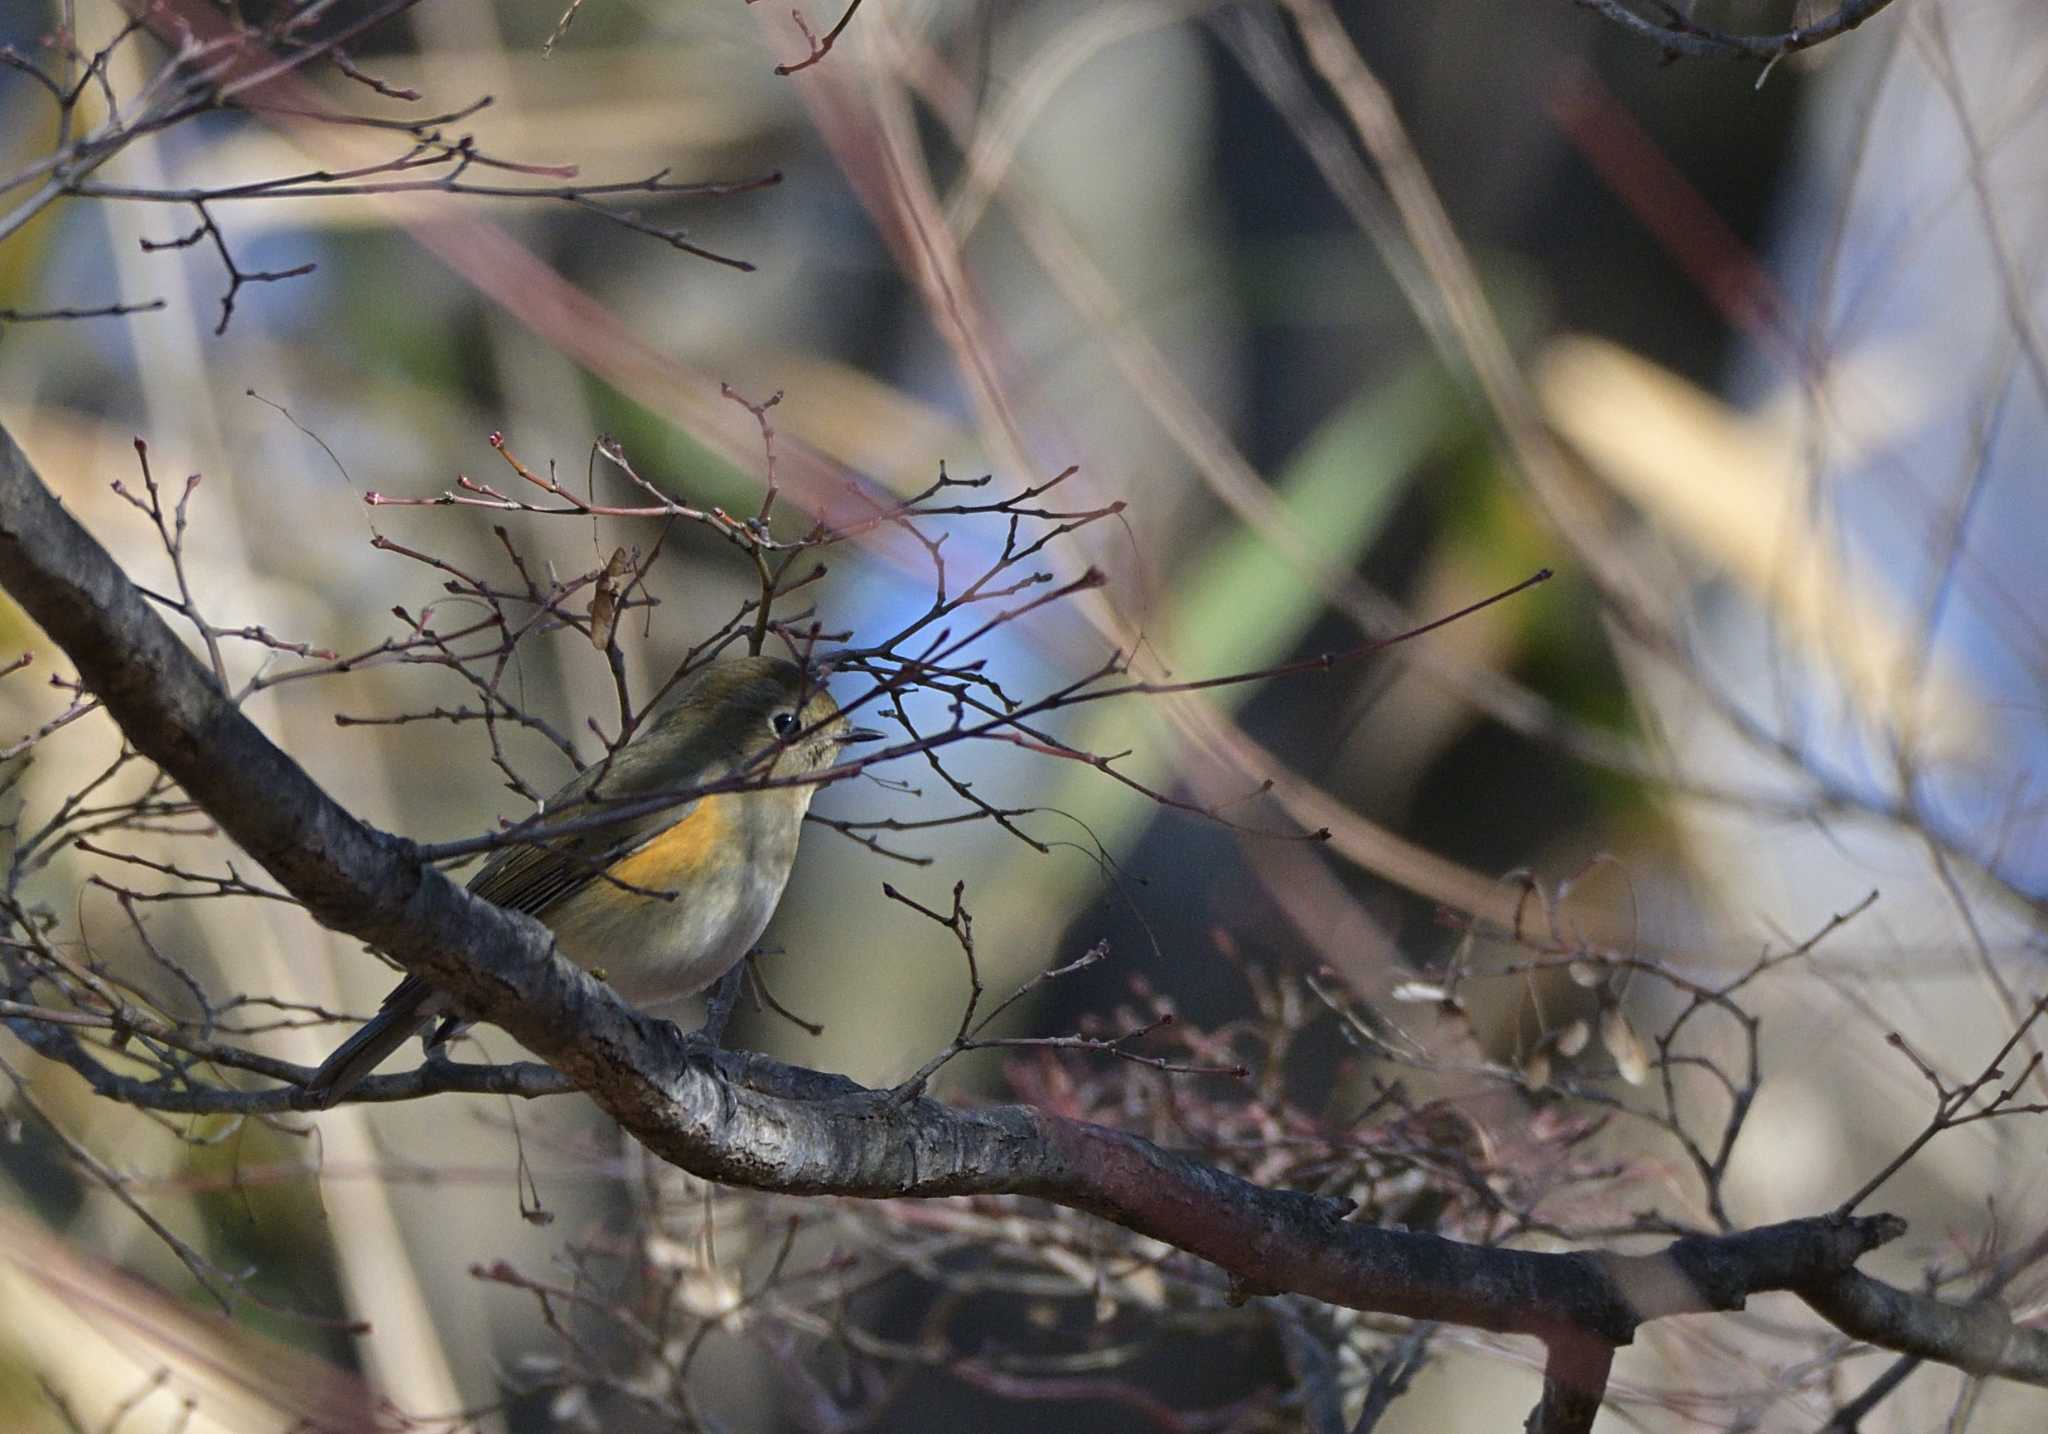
[839,726,887,746]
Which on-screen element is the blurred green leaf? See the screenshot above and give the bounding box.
[949,357,1463,1020]
[1170,357,1454,694]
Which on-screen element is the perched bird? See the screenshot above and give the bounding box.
[299,654,874,1107]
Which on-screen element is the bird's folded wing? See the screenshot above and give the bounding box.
[465,789,700,915]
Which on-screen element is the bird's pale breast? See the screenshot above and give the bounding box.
[539,791,797,1006]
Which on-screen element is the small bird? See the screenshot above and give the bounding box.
[299,654,874,1108]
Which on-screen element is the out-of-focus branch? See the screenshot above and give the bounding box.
[0,0,773,328]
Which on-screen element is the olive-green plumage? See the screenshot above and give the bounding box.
[301,655,861,1107]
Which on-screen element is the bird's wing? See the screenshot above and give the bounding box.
[464,798,695,915]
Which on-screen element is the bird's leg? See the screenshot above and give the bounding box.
[695,963,749,1046]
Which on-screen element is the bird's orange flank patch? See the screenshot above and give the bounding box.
[609,794,733,890]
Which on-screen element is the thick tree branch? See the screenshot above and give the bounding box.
[1802,1271,2048,1385]
[1525,1333,1613,1434]
[2,421,2045,1400]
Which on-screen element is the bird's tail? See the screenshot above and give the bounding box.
[298,977,437,1109]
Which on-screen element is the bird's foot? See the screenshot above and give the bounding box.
[694,964,749,1048]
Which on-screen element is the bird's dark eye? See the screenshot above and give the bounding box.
[769,709,799,739]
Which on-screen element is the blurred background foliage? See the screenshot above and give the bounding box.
[3,0,2046,1429]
